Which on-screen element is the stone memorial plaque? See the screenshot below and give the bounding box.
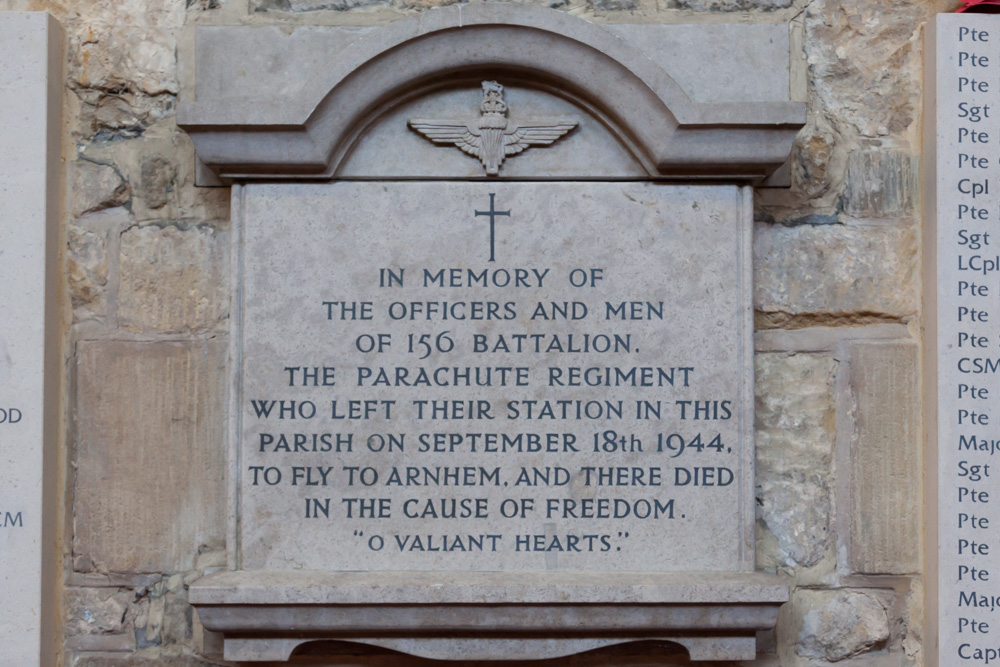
[233,181,753,572]
[927,14,1000,665]
[188,10,797,658]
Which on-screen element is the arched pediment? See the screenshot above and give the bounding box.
[179,4,805,183]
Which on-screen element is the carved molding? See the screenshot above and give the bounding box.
[178,4,805,183]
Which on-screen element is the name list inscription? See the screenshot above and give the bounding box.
[932,15,1000,666]
[237,182,750,572]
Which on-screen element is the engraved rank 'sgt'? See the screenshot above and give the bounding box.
[409,81,579,176]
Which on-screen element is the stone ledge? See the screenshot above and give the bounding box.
[190,570,788,662]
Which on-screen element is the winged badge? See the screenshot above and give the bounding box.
[409,81,579,176]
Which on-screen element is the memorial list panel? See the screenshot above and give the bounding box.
[234,182,751,572]
[931,14,1000,666]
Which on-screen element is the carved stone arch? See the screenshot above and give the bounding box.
[179,4,805,183]
[338,72,650,179]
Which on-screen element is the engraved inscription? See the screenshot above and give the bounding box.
[236,182,751,573]
[932,16,1000,665]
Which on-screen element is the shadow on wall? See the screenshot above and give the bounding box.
[283,639,715,666]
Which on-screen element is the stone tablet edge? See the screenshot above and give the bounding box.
[922,15,940,667]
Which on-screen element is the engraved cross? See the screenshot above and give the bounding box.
[474,193,511,262]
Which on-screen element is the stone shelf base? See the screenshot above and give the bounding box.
[189,570,788,662]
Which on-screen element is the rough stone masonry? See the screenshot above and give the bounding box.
[0,0,945,664]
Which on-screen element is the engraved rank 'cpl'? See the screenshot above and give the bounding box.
[409,81,579,176]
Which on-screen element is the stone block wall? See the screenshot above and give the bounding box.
[0,0,942,664]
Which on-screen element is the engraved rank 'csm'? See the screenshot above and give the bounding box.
[409,81,579,175]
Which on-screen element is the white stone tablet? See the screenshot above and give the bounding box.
[927,14,1000,666]
[0,11,62,667]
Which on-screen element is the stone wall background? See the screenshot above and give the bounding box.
[0,0,948,664]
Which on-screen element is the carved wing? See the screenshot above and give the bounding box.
[503,119,579,155]
[408,120,481,157]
